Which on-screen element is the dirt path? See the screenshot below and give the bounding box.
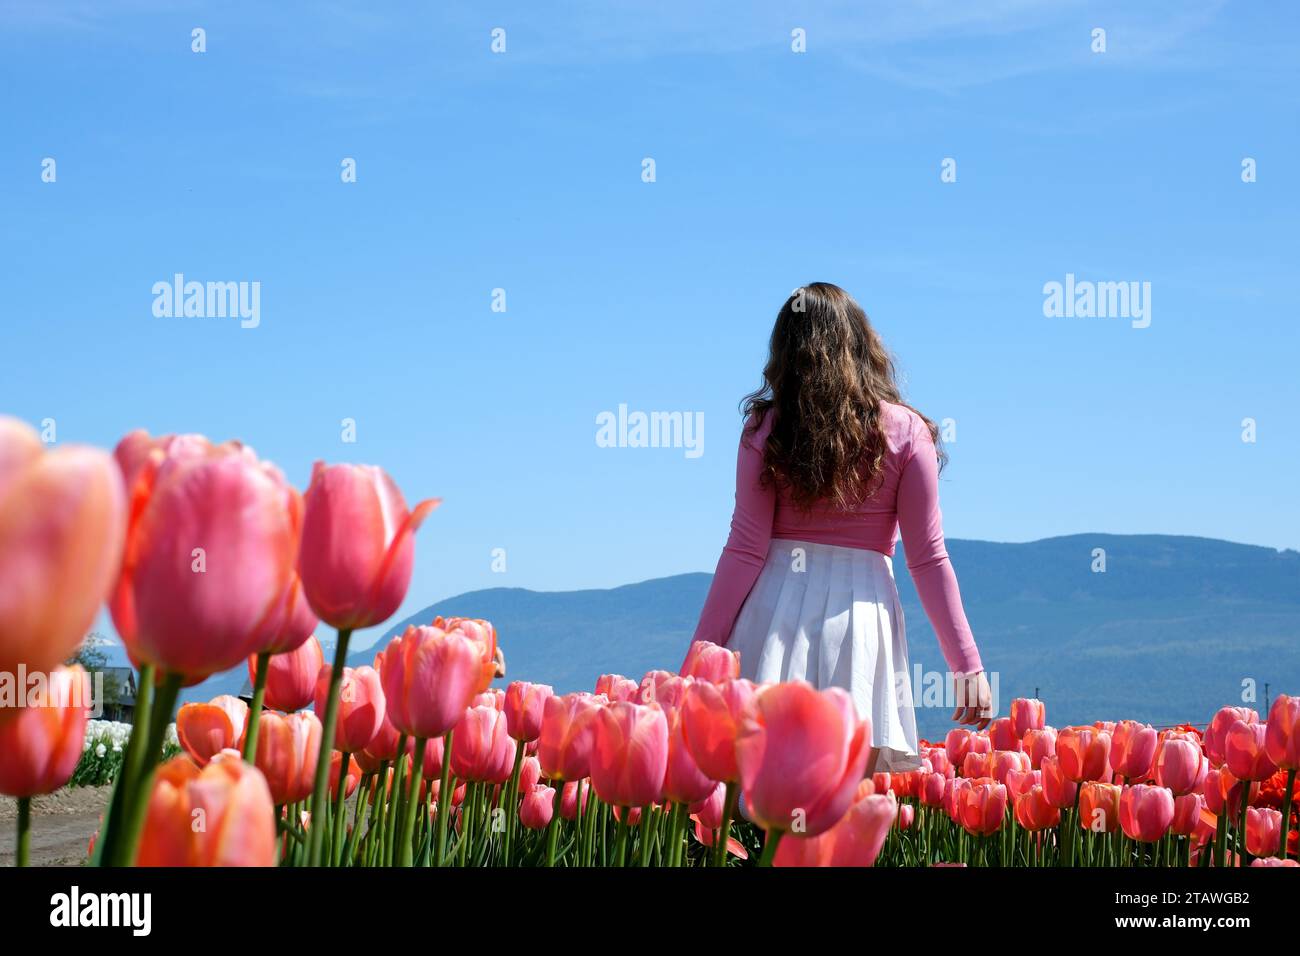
[0,786,110,867]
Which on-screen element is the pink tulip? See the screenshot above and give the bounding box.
[0,665,91,796]
[451,705,517,784]
[1005,768,1040,803]
[1245,807,1282,857]
[1119,784,1175,842]
[595,674,639,702]
[314,664,385,753]
[690,785,725,826]
[956,780,1007,836]
[989,718,1021,752]
[638,671,689,713]
[735,683,871,837]
[897,804,915,830]
[252,634,324,713]
[1010,698,1046,739]
[430,617,500,697]
[1110,721,1158,781]
[537,692,602,781]
[418,734,447,780]
[1264,695,1300,771]
[1041,754,1078,809]
[520,754,542,793]
[944,728,971,768]
[991,750,1031,785]
[519,785,555,830]
[590,701,668,807]
[176,696,248,767]
[661,706,715,805]
[379,624,483,740]
[1251,857,1299,867]
[560,779,590,821]
[1224,720,1277,781]
[0,420,125,684]
[504,681,553,742]
[1153,733,1206,796]
[1204,707,1258,768]
[1023,727,1057,770]
[773,788,897,867]
[679,640,740,684]
[679,678,757,783]
[110,433,301,680]
[297,461,438,631]
[919,771,947,808]
[1170,792,1205,837]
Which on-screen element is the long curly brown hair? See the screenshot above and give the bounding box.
[742,282,944,511]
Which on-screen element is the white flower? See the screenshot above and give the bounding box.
[95,743,107,758]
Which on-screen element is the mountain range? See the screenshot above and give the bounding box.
[180,533,1300,741]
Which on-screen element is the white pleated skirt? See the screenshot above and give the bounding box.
[727,538,921,772]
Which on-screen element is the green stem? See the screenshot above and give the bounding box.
[242,651,271,763]
[1278,768,1296,860]
[94,662,154,866]
[16,797,31,867]
[544,781,565,866]
[758,828,783,867]
[712,782,739,868]
[331,752,351,866]
[111,671,182,866]
[433,730,454,866]
[500,743,525,866]
[306,627,351,866]
[397,737,427,867]
[1237,780,1251,867]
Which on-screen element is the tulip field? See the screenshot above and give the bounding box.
[1,418,1298,870]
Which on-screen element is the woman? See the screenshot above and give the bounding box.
[691,283,992,772]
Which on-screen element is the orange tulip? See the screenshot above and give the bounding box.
[136,751,276,866]
[250,710,321,805]
[735,683,872,836]
[1264,695,1300,771]
[253,634,323,713]
[0,419,125,687]
[176,696,248,767]
[1078,782,1122,833]
[0,665,91,796]
[989,718,1021,752]
[1056,726,1112,782]
[1014,785,1060,830]
[297,461,438,631]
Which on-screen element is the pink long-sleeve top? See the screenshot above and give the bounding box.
[692,400,983,675]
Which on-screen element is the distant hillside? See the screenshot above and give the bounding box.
[184,534,1300,740]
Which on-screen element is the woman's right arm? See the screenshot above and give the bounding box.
[690,416,776,647]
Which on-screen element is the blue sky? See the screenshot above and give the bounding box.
[2,1,1297,648]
